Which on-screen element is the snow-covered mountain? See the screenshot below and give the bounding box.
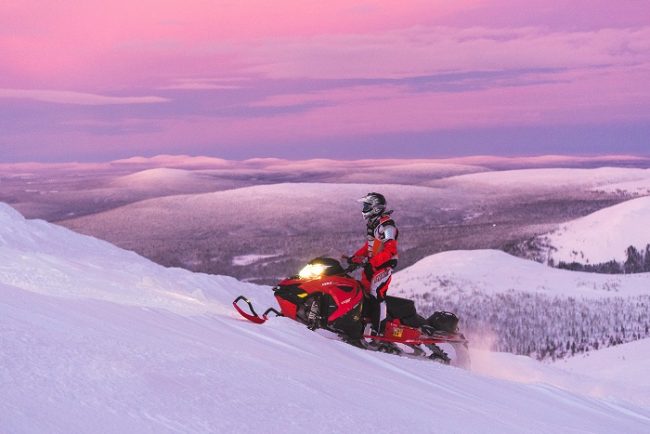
[534,195,650,267]
[3,202,650,433]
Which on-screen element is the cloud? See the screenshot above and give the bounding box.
[238,26,650,80]
[158,78,244,90]
[0,89,169,105]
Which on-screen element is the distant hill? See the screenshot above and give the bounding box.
[526,196,650,272]
[392,249,650,359]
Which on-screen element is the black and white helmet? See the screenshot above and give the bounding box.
[359,192,386,220]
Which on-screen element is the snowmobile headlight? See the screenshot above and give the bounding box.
[298,263,329,279]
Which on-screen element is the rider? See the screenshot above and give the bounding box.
[350,192,398,336]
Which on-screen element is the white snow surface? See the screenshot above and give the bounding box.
[591,169,650,195]
[2,202,650,433]
[432,167,650,190]
[232,253,281,266]
[555,338,650,407]
[392,249,650,298]
[540,196,650,265]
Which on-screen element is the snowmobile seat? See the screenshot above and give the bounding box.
[399,313,427,328]
[427,311,459,333]
[385,296,417,320]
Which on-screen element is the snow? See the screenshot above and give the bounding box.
[540,195,650,264]
[392,248,650,298]
[112,168,199,184]
[2,202,650,433]
[473,345,650,410]
[432,167,650,191]
[591,169,650,195]
[61,182,471,245]
[555,338,650,407]
[232,253,280,266]
[111,154,233,169]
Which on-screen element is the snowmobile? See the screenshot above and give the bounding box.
[233,257,470,368]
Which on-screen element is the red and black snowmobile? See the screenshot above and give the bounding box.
[233,257,470,368]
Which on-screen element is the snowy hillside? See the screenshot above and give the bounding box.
[591,169,650,195]
[392,249,650,359]
[60,182,479,282]
[430,167,650,192]
[535,195,650,266]
[392,249,650,298]
[3,203,650,433]
[110,168,237,193]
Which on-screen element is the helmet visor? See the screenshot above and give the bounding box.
[362,202,374,213]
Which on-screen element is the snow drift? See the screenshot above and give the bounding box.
[1,203,650,433]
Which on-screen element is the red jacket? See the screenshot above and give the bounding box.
[354,214,398,269]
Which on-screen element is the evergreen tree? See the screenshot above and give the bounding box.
[624,245,644,274]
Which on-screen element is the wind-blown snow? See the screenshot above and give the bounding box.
[539,196,650,265]
[2,203,650,433]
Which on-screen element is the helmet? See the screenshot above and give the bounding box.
[359,192,386,220]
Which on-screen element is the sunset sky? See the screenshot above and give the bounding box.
[1,0,649,162]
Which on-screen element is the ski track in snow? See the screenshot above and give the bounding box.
[2,202,650,433]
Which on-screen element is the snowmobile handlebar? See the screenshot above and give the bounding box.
[340,255,365,273]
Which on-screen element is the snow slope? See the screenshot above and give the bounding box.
[2,203,650,433]
[391,249,650,299]
[538,195,650,265]
[555,338,650,407]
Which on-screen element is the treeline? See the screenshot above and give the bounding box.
[556,244,650,274]
[406,288,650,361]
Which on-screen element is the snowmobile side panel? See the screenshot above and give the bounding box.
[384,321,421,341]
[276,296,298,319]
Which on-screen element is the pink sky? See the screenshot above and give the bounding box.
[0,1,649,161]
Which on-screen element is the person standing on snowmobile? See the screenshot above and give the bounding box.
[350,192,398,336]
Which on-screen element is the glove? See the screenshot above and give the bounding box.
[349,255,367,265]
[363,262,374,281]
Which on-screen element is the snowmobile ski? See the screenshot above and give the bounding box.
[233,296,282,324]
